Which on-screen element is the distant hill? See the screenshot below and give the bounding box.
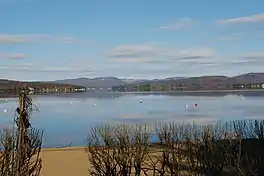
[2,73,264,93]
[164,77,186,80]
[54,77,187,88]
[54,77,126,88]
[121,79,149,84]
[0,79,86,94]
[228,73,264,84]
[112,73,264,92]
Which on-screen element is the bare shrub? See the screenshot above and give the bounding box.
[0,129,16,176]
[151,121,239,176]
[233,120,264,176]
[249,120,264,139]
[87,124,151,176]
[195,122,234,176]
[87,120,264,176]
[87,125,117,175]
[132,125,151,176]
[184,123,205,175]
[0,90,43,176]
[151,122,187,175]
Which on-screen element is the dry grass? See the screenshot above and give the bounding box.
[39,146,190,176]
[40,147,89,176]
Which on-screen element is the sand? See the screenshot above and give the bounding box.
[40,147,90,176]
[38,146,232,176]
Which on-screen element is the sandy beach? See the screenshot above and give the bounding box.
[41,147,90,176]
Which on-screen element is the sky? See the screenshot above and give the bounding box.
[0,0,264,81]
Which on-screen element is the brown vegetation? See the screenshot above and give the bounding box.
[0,91,43,176]
[87,120,264,176]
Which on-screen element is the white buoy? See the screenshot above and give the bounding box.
[69,101,73,104]
[93,103,97,106]
[5,100,8,102]
[240,95,244,100]
[4,109,7,113]
[185,104,189,109]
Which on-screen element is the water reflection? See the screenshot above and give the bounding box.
[0,92,264,147]
[2,90,264,100]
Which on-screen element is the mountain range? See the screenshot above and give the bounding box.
[53,77,186,88]
[53,73,264,90]
[1,73,264,92]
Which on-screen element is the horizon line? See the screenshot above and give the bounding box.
[0,72,261,82]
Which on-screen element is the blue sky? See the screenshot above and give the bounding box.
[0,0,264,81]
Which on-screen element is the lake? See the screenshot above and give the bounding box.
[0,92,264,148]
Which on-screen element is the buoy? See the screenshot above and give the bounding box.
[240,95,244,100]
[5,100,8,102]
[69,101,73,104]
[140,100,142,103]
[93,103,97,106]
[185,104,189,109]
[194,103,198,108]
[4,109,7,113]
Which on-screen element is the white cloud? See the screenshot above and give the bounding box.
[106,44,264,78]
[176,47,215,60]
[217,13,264,25]
[0,34,91,45]
[0,34,48,44]
[108,44,264,75]
[111,58,149,63]
[109,44,162,58]
[218,32,245,41]
[109,44,216,63]
[152,18,197,31]
[242,52,264,60]
[0,63,93,73]
[0,52,28,59]
[203,52,264,67]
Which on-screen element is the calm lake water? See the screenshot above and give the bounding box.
[0,92,264,148]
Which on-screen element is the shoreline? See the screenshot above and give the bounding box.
[42,146,86,151]
[115,89,264,94]
[1,89,264,98]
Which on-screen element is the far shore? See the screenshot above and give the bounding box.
[1,89,264,99]
[116,89,264,94]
